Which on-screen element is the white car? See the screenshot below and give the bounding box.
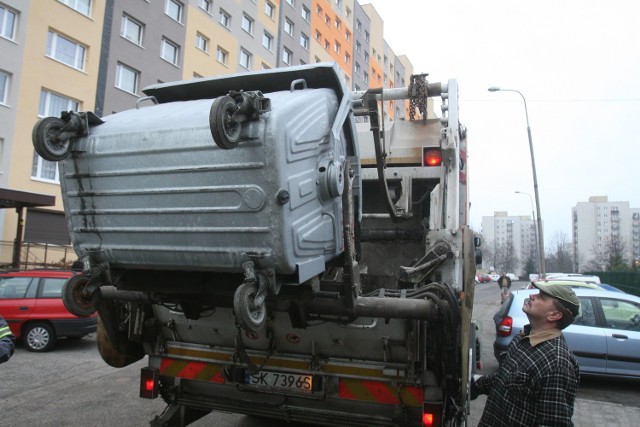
[489,274,500,281]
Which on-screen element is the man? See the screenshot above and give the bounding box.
[0,314,15,364]
[497,272,512,304]
[472,283,580,426]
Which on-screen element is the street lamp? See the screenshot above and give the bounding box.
[489,86,546,277]
[515,191,541,275]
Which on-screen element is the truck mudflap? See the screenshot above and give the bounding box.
[143,343,441,427]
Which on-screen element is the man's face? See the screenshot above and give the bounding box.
[522,291,558,321]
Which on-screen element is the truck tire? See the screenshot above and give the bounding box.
[210,95,241,149]
[24,322,56,352]
[62,274,99,317]
[32,116,72,161]
[233,282,266,332]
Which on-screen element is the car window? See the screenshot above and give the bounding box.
[0,277,34,299]
[573,297,597,327]
[600,298,640,331]
[41,278,67,298]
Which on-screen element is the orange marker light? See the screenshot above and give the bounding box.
[423,149,442,166]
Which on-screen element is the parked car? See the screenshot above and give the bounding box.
[522,279,602,291]
[493,288,640,380]
[0,270,97,352]
[489,273,500,282]
[544,273,601,284]
[476,273,492,283]
[506,273,518,281]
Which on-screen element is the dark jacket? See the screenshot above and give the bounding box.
[0,315,15,363]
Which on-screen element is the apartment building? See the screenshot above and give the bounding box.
[572,196,640,271]
[0,0,415,267]
[481,211,539,275]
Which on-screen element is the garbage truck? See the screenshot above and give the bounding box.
[32,63,478,426]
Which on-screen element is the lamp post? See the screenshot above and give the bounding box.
[515,191,541,275]
[489,86,545,277]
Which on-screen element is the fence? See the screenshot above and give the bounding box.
[585,271,640,297]
[0,240,77,271]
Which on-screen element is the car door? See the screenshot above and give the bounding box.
[598,297,640,378]
[563,296,607,375]
[0,276,36,337]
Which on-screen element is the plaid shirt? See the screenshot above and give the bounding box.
[477,325,579,426]
[0,315,15,363]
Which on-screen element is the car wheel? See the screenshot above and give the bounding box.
[24,322,57,352]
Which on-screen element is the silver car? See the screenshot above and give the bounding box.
[493,288,640,380]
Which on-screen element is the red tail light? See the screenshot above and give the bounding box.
[422,148,442,167]
[498,316,513,337]
[140,367,159,399]
[422,402,442,426]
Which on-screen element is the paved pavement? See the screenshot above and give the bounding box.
[469,282,640,426]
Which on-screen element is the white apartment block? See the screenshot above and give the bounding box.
[481,211,538,275]
[572,196,640,271]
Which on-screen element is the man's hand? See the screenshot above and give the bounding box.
[470,376,481,400]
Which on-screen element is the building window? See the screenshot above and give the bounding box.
[355,62,360,75]
[344,53,350,65]
[284,18,294,36]
[219,9,230,28]
[324,39,329,50]
[364,52,369,63]
[286,0,295,7]
[265,1,275,18]
[300,33,309,50]
[335,18,341,30]
[334,41,340,54]
[239,49,252,69]
[165,0,183,23]
[356,19,361,32]
[346,7,351,20]
[46,31,86,71]
[363,71,368,83]
[315,30,321,41]
[0,5,16,40]
[262,32,273,50]
[34,90,80,182]
[355,41,361,53]
[345,30,351,42]
[195,33,209,52]
[335,0,343,7]
[121,15,144,46]
[115,62,139,94]
[282,47,292,65]
[241,14,254,34]
[365,30,369,42]
[324,14,330,25]
[198,0,212,14]
[0,70,8,105]
[58,0,92,17]
[301,5,310,22]
[161,38,179,65]
[216,46,228,65]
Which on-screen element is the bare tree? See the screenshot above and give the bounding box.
[545,231,574,273]
[585,237,630,272]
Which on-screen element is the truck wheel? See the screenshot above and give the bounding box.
[96,316,143,368]
[233,283,266,332]
[32,116,72,161]
[24,322,56,352]
[210,95,241,149]
[62,274,99,317]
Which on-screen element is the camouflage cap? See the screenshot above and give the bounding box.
[533,282,580,317]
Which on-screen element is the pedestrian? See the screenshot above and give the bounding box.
[471,282,580,426]
[497,272,512,304]
[0,314,15,364]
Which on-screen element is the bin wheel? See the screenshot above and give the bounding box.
[233,282,266,332]
[210,95,241,149]
[62,274,99,317]
[32,116,72,161]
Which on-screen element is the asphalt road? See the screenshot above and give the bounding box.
[1,282,638,426]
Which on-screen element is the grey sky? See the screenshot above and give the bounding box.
[364,0,640,245]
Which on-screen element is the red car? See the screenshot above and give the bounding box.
[0,270,97,352]
[476,273,492,283]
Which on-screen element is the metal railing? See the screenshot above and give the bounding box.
[0,241,76,271]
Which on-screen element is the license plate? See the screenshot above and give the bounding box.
[245,370,313,393]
